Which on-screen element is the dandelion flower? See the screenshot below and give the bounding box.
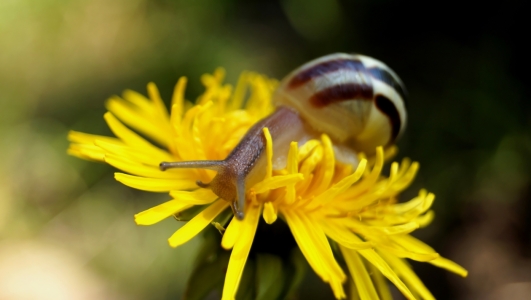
[68,68,467,299]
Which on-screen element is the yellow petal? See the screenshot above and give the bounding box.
[391,190,434,216]
[115,173,197,192]
[104,154,186,179]
[320,221,374,250]
[67,130,123,145]
[106,97,169,148]
[390,235,436,254]
[360,248,416,300]
[429,257,468,277]
[340,246,379,300]
[104,112,170,158]
[134,200,192,225]
[170,76,188,128]
[390,162,419,192]
[245,72,276,116]
[309,134,335,196]
[171,76,187,113]
[294,173,314,196]
[191,103,212,162]
[286,141,299,175]
[307,159,367,209]
[95,139,174,164]
[168,200,229,248]
[297,139,320,162]
[377,244,439,262]
[341,147,385,200]
[367,262,392,300]
[122,89,155,113]
[378,251,435,300]
[222,215,243,250]
[170,104,183,135]
[147,82,170,120]
[299,144,323,176]
[283,210,346,298]
[386,162,399,188]
[252,174,304,194]
[263,127,273,179]
[383,145,398,162]
[67,144,105,161]
[263,202,277,224]
[170,189,219,205]
[415,210,435,228]
[284,142,299,205]
[369,222,420,236]
[228,71,249,111]
[222,204,262,300]
[350,235,416,300]
[359,191,435,226]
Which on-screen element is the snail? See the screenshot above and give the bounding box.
[160,53,408,220]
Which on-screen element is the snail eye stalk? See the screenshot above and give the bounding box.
[159,160,224,171]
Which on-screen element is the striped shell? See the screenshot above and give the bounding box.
[273,53,407,154]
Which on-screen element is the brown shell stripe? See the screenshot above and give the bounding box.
[309,83,374,107]
[375,94,401,141]
[288,57,406,103]
[288,59,368,88]
[367,67,408,105]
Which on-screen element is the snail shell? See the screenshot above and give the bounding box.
[273,53,407,154]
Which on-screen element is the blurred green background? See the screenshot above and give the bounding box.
[1,0,530,299]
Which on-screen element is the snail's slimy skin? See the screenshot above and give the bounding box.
[160,53,408,219]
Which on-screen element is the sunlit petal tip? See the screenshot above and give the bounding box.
[416,210,436,228]
[429,256,469,278]
[263,202,278,224]
[221,218,242,250]
[67,130,82,142]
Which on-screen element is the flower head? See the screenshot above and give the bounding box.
[68,68,467,299]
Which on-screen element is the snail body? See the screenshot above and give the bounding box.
[160,53,408,219]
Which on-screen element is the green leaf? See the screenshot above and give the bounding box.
[184,251,230,300]
[192,226,223,268]
[283,248,309,299]
[213,205,234,227]
[236,260,256,300]
[175,204,208,221]
[255,254,285,300]
[211,206,233,234]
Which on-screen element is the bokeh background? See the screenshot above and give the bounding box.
[1,0,530,299]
